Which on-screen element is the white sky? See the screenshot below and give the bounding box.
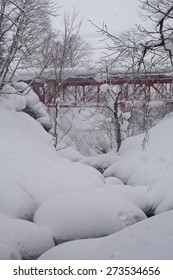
[53,0,150,62]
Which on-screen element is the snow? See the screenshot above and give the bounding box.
[80,149,117,172]
[104,154,143,183]
[105,177,123,185]
[0,82,52,131]
[1,91,173,259]
[54,107,115,156]
[38,238,104,260]
[100,83,111,94]
[90,210,173,260]
[154,194,173,214]
[38,211,173,260]
[0,215,54,260]
[57,146,84,162]
[103,114,173,212]
[34,186,147,244]
[0,108,104,219]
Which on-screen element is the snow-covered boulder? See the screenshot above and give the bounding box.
[0,215,54,259]
[56,146,84,162]
[155,194,173,214]
[39,210,173,260]
[0,239,22,260]
[34,186,147,244]
[105,177,123,185]
[104,184,153,213]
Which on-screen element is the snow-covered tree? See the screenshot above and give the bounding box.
[0,0,57,90]
[100,83,131,152]
[139,0,173,68]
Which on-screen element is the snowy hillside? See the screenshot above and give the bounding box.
[0,107,173,259]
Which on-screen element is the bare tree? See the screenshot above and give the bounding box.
[45,10,91,148]
[138,0,173,68]
[0,0,58,90]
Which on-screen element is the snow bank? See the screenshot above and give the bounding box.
[0,108,104,219]
[104,115,173,212]
[0,215,54,260]
[39,210,173,260]
[34,186,147,244]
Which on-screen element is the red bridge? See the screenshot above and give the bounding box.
[30,71,173,108]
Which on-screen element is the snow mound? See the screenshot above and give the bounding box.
[104,154,143,183]
[0,240,21,260]
[104,115,173,210]
[155,195,173,214]
[0,108,104,218]
[104,184,153,213]
[0,215,54,260]
[38,238,103,260]
[57,146,84,161]
[89,210,173,259]
[39,210,173,260]
[80,149,117,172]
[34,186,147,244]
[105,177,123,185]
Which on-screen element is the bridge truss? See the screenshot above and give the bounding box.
[31,74,173,108]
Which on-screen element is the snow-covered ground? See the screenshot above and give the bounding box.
[0,102,173,259]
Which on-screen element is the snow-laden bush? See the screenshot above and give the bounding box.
[51,107,116,156]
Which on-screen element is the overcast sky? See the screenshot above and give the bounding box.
[53,0,150,62]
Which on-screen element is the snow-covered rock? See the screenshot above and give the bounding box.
[39,210,173,260]
[104,184,152,213]
[155,195,173,214]
[105,177,123,185]
[56,146,84,161]
[0,239,22,260]
[0,215,54,259]
[34,186,147,244]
